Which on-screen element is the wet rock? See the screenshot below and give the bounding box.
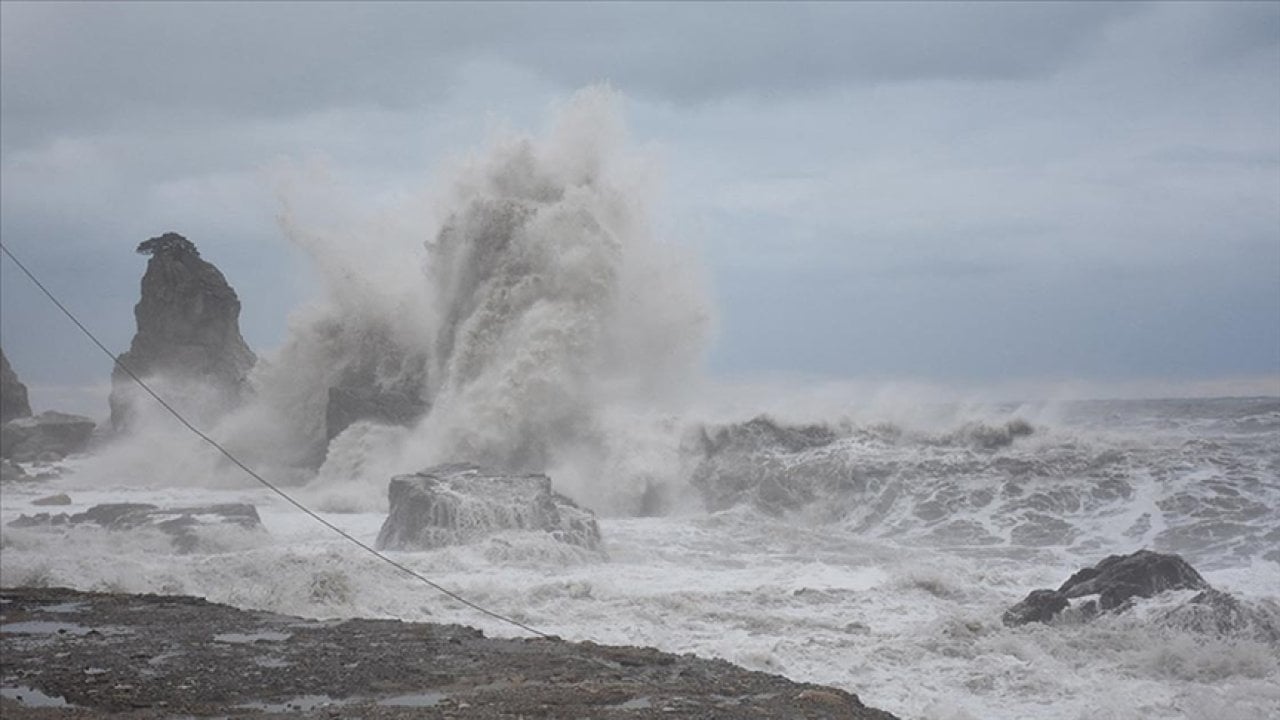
[1002,589,1070,627]
[1,347,32,423]
[1057,549,1209,610]
[109,233,256,433]
[1003,549,1212,626]
[32,493,72,506]
[0,586,901,719]
[376,464,601,551]
[1,411,95,462]
[9,502,263,553]
[325,386,426,444]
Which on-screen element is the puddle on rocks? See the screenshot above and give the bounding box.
[377,691,449,708]
[2,621,94,636]
[39,602,89,614]
[213,631,291,644]
[0,685,76,708]
[235,695,349,713]
[254,656,291,668]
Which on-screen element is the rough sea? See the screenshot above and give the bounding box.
[3,396,1278,720]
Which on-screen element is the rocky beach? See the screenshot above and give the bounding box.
[1,586,897,719]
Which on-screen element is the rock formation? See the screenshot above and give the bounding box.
[1003,549,1210,626]
[1,347,32,423]
[1003,550,1280,644]
[109,233,256,432]
[1,410,95,462]
[323,324,428,445]
[376,464,601,551]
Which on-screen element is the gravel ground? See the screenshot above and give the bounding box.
[0,587,899,719]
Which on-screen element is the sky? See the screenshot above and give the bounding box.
[2,1,1278,415]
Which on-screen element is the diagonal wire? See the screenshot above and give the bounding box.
[0,240,555,640]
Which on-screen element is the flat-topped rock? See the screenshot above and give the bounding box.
[376,464,601,551]
[0,586,900,719]
[9,502,263,553]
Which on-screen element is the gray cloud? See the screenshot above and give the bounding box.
[2,2,1132,150]
[1,1,1277,401]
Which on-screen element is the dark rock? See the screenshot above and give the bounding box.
[323,323,428,446]
[325,384,426,444]
[1002,589,1070,627]
[1057,549,1209,610]
[109,233,256,432]
[0,586,902,719]
[1,411,95,461]
[1003,549,1212,626]
[1,347,32,423]
[32,492,72,506]
[376,464,601,551]
[9,502,263,553]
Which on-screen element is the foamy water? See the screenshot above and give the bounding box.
[3,398,1278,720]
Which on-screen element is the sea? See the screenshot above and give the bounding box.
[2,89,1278,719]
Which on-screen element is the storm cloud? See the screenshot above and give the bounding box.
[1,1,1277,414]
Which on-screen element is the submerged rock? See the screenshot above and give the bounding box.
[1157,588,1280,645]
[9,502,263,553]
[1003,549,1212,627]
[1,347,32,423]
[376,464,601,551]
[109,233,256,432]
[0,410,95,462]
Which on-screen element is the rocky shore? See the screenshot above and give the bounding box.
[1,587,899,719]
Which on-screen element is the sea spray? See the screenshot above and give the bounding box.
[261,87,713,512]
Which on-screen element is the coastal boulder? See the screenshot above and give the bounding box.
[1001,588,1070,627]
[376,464,601,551]
[1003,549,1211,626]
[1,411,96,462]
[10,502,263,553]
[1,348,32,423]
[109,233,256,432]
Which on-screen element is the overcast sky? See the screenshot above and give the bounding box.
[2,1,1277,413]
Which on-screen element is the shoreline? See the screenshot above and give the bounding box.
[1,586,900,719]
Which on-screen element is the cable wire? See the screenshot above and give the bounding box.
[0,240,556,640]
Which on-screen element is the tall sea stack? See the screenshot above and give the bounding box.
[109,233,256,432]
[1,347,33,423]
